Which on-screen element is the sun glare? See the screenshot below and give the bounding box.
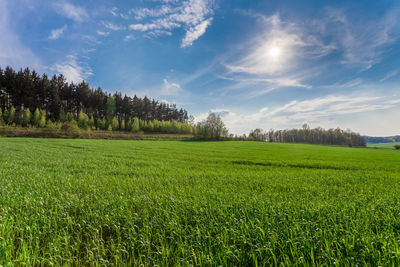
[268,46,281,59]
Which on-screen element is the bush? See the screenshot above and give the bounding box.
[46,121,62,131]
[61,122,80,134]
[395,145,400,150]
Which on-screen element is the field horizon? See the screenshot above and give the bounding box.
[1,137,400,265]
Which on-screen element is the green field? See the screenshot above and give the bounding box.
[1,138,400,265]
[367,142,400,149]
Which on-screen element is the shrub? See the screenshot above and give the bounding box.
[395,145,400,150]
[61,122,79,134]
[46,121,62,131]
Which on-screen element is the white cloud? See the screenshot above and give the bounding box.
[111,7,119,17]
[102,21,125,31]
[221,13,329,97]
[127,0,214,47]
[124,34,135,42]
[54,2,89,23]
[221,7,400,97]
[197,95,400,135]
[96,30,109,37]
[130,5,173,20]
[48,25,67,40]
[52,55,93,84]
[225,13,335,76]
[161,79,182,96]
[0,0,41,69]
[181,17,212,48]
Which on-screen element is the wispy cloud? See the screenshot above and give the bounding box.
[221,13,330,97]
[48,25,67,40]
[197,95,400,134]
[124,34,135,42]
[323,7,400,70]
[126,0,215,47]
[322,78,362,89]
[102,21,125,31]
[54,2,89,23]
[96,30,109,37]
[161,79,182,96]
[380,70,399,82]
[181,17,212,48]
[52,55,93,84]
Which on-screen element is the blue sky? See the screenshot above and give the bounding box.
[1,0,400,136]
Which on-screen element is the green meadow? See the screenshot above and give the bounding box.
[1,138,400,265]
[367,142,400,149]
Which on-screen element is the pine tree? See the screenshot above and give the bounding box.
[106,96,116,121]
[111,117,119,131]
[32,108,40,127]
[39,109,46,128]
[66,112,74,122]
[59,110,67,123]
[0,108,3,126]
[78,111,89,129]
[120,120,126,131]
[7,106,15,125]
[147,121,154,132]
[97,118,106,130]
[22,108,31,127]
[132,117,140,132]
[89,116,95,129]
[126,120,133,132]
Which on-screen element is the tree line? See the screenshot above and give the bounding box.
[0,66,194,133]
[247,124,366,146]
[363,135,400,144]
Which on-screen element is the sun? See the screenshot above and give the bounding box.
[268,46,281,59]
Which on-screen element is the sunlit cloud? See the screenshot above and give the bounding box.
[52,55,93,84]
[126,0,215,47]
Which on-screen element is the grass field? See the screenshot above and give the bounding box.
[1,138,400,265]
[367,142,400,149]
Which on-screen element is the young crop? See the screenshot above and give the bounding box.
[0,138,400,265]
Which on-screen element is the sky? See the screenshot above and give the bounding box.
[1,0,400,136]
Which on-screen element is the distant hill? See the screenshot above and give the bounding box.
[363,135,400,144]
